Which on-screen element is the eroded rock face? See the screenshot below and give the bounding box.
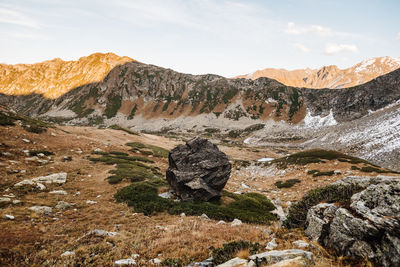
[305,176,400,267]
[166,137,231,201]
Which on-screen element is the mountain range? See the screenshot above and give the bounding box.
[236,56,400,89]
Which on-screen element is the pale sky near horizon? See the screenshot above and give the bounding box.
[1,0,399,77]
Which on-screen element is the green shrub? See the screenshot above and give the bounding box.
[351,166,360,170]
[307,170,335,177]
[211,241,259,265]
[127,142,169,158]
[284,184,362,228]
[275,179,301,188]
[22,124,47,134]
[109,125,139,135]
[104,94,122,118]
[109,151,129,156]
[0,113,15,126]
[360,166,399,174]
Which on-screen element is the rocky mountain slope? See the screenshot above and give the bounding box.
[0,53,133,98]
[237,56,400,89]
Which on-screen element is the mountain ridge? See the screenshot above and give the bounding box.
[236,56,400,89]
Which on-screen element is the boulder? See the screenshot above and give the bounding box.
[249,249,314,265]
[29,206,52,215]
[216,257,248,267]
[305,175,400,267]
[268,256,309,267]
[166,137,231,201]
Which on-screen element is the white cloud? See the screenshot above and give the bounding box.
[324,43,358,55]
[0,6,40,29]
[396,32,400,40]
[294,43,309,53]
[286,22,332,36]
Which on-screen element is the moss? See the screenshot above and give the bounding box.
[275,179,301,188]
[284,184,363,228]
[211,241,260,265]
[127,142,169,158]
[272,149,373,169]
[312,170,335,177]
[360,166,399,174]
[0,112,15,126]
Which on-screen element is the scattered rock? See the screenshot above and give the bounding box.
[22,138,30,143]
[180,213,186,217]
[158,191,174,199]
[94,148,103,152]
[62,156,72,162]
[32,172,67,184]
[155,225,168,231]
[50,132,57,137]
[265,238,278,250]
[4,214,14,220]
[0,197,11,207]
[166,137,232,201]
[61,251,75,257]
[86,200,97,205]
[292,240,310,249]
[334,170,342,175]
[263,229,272,236]
[231,219,242,226]
[115,258,136,266]
[217,257,248,267]
[87,229,118,237]
[216,220,226,225]
[49,190,67,195]
[249,249,314,265]
[149,258,161,264]
[198,213,210,221]
[268,256,309,267]
[55,201,74,210]
[29,206,52,215]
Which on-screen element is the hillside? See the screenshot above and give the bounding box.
[0,53,133,99]
[237,56,400,89]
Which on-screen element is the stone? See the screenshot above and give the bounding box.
[180,213,186,217]
[268,256,309,267]
[94,148,103,152]
[231,219,242,226]
[50,132,57,137]
[55,201,74,210]
[292,240,310,249]
[334,170,342,175]
[5,214,14,220]
[0,197,11,207]
[265,238,278,250]
[29,206,52,215]
[49,190,67,195]
[216,220,226,225]
[158,191,174,199]
[149,258,161,264]
[14,179,46,190]
[61,251,75,257]
[115,258,136,265]
[32,172,67,184]
[217,257,248,267]
[199,213,210,221]
[22,138,30,143]
[166,137,231,201]
[304,176,400,267]
[87,229,118,237]
[86,200,97,205]
[249,249,314,265]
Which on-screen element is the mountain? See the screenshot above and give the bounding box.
[0,52,133,99]
[237,56,400,89]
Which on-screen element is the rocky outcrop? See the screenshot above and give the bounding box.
[305,175,400,267]
[166,137,231,201]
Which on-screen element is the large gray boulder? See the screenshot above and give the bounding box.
[166,137,231,201]
[305,175,400,267]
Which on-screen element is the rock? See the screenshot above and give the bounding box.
[199,213,210,221]
[32,172,67,184]
[2,152,13,157]
[22,138,30,143]
[4,214,14,220]
[50,132,57,137]
[180,213,186,217]
[12,200,22,204]
[25,156,38,162]
[263,229,272,236]
[249,249,314,265]
[29,206,52,215]
[55,201,74,210]
[0,197,11,207]
[62,156,72,162]
[87,229,118,237]
[149,258,161,264]
[304,175,400,267]
[268,256,309,267]
[231,219,242,226]
[216,220,226,225]
[36,182,46,190]
[265,238,278,250]
[14,179,46,190]
[86,200,97,205]
[49,190,67,195]
[155,225,168,231]
[217,257,248,267]
[292,240,310,249]
[115,258,136,266]
[94,148,103,152]
[334,170,342,175]
[158,191,174,199]
[166,137,232,201]
[61,251,75,257]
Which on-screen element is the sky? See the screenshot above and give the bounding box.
[1,0,399,77]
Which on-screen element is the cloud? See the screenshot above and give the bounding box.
[294,43,309,53]
[286,22,332,36]
[0,6,40,29]
[324,43,358,55]
[397,32,400,40]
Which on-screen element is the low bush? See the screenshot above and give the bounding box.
[211,241,259,265]
[29,150,54,156]
[22,124,47,134]
[127,142,169,158]
[284,184,362,228]
[360,166,399,174]
[307,170,335,177]
[0,113,15,126]
[275,179,301,188]
[109,125,139,136]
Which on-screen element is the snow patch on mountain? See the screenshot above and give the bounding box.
[303,109,337,128]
